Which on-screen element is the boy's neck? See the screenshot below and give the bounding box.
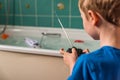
[99,24,120,49]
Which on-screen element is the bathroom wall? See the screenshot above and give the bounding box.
[0,0,83,29]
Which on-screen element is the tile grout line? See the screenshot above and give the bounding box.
[51,0,54,27]
[8,14,80,18]
[69,0,72,28]
[4,0,7,21]
[35,0,38,26]
[19,0,23,25]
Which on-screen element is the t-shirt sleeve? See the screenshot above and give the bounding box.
[67,54,92,80]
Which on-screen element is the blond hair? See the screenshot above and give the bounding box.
[78,0,120,26]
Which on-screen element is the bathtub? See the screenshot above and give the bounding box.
[0,25,99,57]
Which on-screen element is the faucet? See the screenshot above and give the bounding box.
[41,32,61,37]
[39,32,61,48]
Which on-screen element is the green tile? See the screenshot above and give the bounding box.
[8,16,14,25]
[37,0,52,15]
[38,17,52,27]
[0,0,6,15]
[0,15,6,24]
[0,0,84,30]
[71,17,83,29]
[14,16,21,25]
[9,0,14,15]
[14,0,20,15]
[22,16,36,26]
[22,0,35,15]
[3,0,10,14]
[54,0,69,16]
[71,0,80,16]
[54,17,69,28]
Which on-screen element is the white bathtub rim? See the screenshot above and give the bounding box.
[0,45,62,57]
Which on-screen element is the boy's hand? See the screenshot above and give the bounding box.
[60,48,78,74]
[60,48,89,74]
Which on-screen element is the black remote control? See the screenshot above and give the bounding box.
[67,46,83,56]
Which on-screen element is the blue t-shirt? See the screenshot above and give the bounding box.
[68,46,120,80]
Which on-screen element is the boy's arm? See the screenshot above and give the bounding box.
[67,54,91,80]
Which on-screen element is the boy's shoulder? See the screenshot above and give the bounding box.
[78,46,120,63]
[78,47,104,60]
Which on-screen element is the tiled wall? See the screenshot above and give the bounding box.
[0,0,83,29]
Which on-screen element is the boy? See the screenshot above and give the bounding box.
[60,0,120,80]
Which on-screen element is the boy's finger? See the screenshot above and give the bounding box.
[83,49,90,53]
[72,48,77,54]
[59,48,65,55]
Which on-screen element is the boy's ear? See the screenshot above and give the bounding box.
[88,10,99,26]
